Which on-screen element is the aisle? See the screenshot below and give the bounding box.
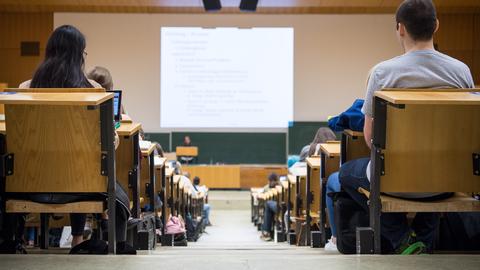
[157,190,293,250]
[0,191,479,270]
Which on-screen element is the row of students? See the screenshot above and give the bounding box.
[257,0,477,254]
[326,0,475,254]
[260,127,337,242]
[0,25,144,254]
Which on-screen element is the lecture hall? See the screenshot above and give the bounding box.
[0,0,480,269]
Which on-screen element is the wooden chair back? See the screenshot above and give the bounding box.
[376,89,480,193]
[4,90,109,193]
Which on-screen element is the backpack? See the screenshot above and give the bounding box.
[333,192,369,254]
[165,216,186,235]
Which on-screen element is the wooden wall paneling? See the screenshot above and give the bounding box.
[239,166,288,188]
[0,12,52,87]
[182,165,241,189]
[435,14,480,83]
[0,0,480,14]
[473,14,480,83]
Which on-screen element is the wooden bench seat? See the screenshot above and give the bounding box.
[380,193,479,212]
[6,200,104,214]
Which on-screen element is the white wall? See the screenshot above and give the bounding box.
[55,13,401,132]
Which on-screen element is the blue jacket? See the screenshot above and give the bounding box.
[328,99,365,132]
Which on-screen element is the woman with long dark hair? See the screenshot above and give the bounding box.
[16,25,132,253]
[20,25,98,89]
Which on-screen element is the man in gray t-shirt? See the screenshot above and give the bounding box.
[338,0,475,254]
[362,50,474,118]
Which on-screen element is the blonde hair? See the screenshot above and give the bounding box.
[87,66,113,90]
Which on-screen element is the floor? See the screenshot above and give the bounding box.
[1,191,479,270]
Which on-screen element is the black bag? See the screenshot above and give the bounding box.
[69,239,108,255]
[185,213,199,242]
[333,192,369,254]
[437,212,480,251]
[173,233,188,246]
[126,213,156,250]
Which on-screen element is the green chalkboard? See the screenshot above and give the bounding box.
[171,132,286,164]
[144,133,170,152]
[288,121,331,155]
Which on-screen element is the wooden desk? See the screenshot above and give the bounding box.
[140,143,157,212]
[305,157,321,246]
[0,92,114,192]
[0,121,5,134]
[164,167,175,220]
[320,142,341,180]
[182,164,287,189]
[287,173,306,220]
[375,90,480,105]
[172,175,182,216]
[0,92,117,253]
[318,142,341,247]
[116,122,142,137]
[182,165,241,189]
[176,146,198,157]
[0,92,113,105]
[116,122,142,218]
[374,90,480,192]
[154,156,167,235]
[364,89,480,254]
[341,129,370,165]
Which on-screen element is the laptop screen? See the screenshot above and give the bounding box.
[107,90,122,122]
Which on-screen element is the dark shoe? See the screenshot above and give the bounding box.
[117,241,137,255]
[69,239,108,255]
[0,240,27,254]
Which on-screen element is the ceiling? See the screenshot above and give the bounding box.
[1,0,480,14]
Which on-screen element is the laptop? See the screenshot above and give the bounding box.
[107,90,122,129]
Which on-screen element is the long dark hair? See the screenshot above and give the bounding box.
[308,127,336,156]
[30,25,93,88]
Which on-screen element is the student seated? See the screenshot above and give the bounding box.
[307,127,336,157]
[338,0,474,254]
[260,173,280,241]
[87,66,128,116]
[12,25,134,253]
[289,127,336,176]
[193,177,212,226]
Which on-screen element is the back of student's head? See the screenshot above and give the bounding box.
[193,177,200,186]
[308,127,336,156]
[268,173,278,182]
[87,66,113,90]
[396,0,437,41]
[31,25,92,88]
[153,143,165,157]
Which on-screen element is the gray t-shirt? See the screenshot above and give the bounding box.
[363,49,475,199]
[362,49,474,117]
